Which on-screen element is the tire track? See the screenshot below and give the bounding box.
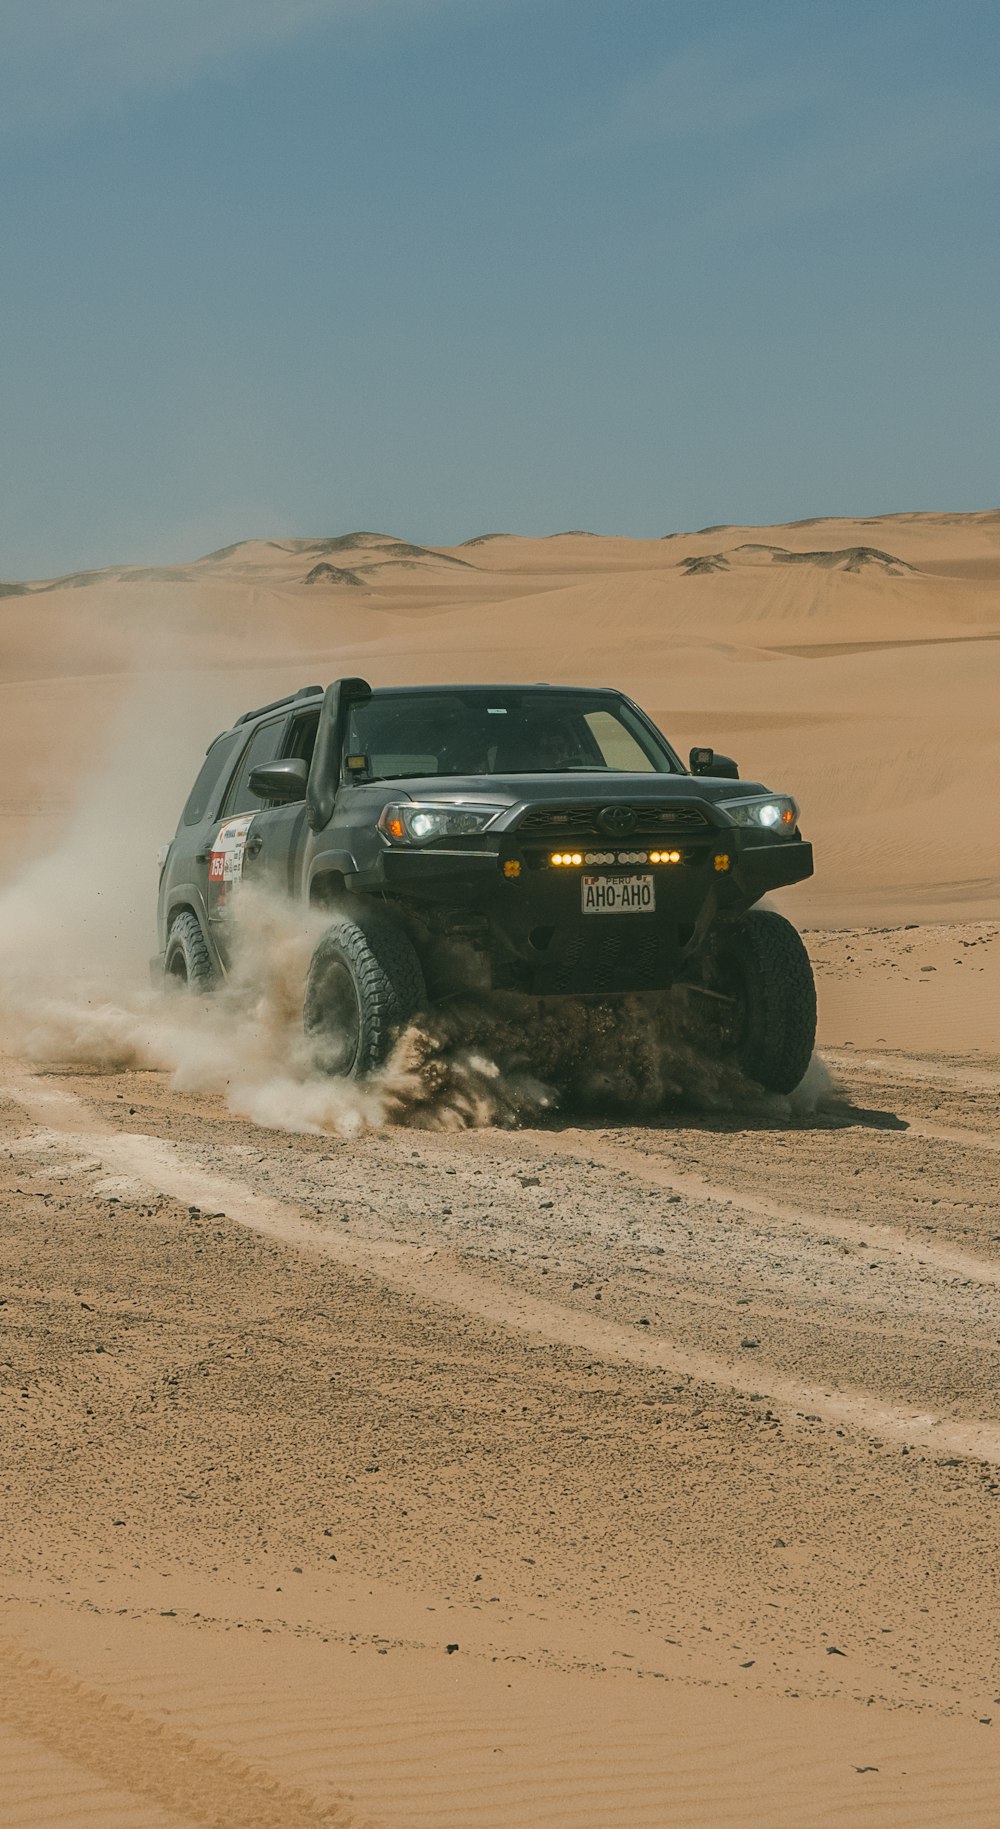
[0,1639,370,1829]
[824,1049,1000,1092]
[497,1125,1000,1292]
[9,1072,1000,1469]
[898,1116,1000,1154]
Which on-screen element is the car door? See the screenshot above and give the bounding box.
[239,706,321,899]
[158,728,243,954]
[205,716,289,928]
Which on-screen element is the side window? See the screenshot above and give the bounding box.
[182,732,242,826]
[221,719,288,816]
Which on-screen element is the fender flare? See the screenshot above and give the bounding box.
[307,849,363,902]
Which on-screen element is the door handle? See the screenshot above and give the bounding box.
[245,834,264,859]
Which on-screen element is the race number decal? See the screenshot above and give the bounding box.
[207,814,255,904]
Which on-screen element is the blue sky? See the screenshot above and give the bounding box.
[1,0,998,576]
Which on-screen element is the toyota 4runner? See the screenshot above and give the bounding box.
[156,679,817,1092]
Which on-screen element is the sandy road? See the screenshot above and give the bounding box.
[2,1045,1000,1826]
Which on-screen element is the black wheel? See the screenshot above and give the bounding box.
[163,911,216,992]
[709,909,816,1093]
[303,913,426,1079]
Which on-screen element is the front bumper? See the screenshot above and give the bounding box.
[363,832,813,995]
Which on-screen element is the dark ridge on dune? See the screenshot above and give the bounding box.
[375,541,475,567]
[351,553,473,576]
[887,507,1000,525]
[768,545,912,573]
[353,560,424,575]
[459,533,514,546]
[302,562,366,587]
[35,568,110,590]
[680,553,730,575]
[200,541,246,560]
[123,567,196,584]
[297,534,475,568]
[199,538,291,561]
[297,532,394,554]
[37,564,199,590]
[680,543,913,578]
[695,524,733,535]
[0,580,31,597]
[547,530,600,538]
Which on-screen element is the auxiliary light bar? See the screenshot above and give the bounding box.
[549,849,682,867]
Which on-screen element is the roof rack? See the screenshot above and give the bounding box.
[235,683,324,726]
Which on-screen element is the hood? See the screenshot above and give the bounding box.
[376,771,770,808]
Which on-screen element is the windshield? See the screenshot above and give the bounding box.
[346,690,679,780]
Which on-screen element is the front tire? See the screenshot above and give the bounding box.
[303,913,426,1079]
[163,911,216,992]
[710,909,816,1093]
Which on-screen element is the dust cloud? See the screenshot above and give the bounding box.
[0,680,827,1134]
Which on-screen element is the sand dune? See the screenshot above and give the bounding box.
[2,508,998,921]
[1,509,999,1825]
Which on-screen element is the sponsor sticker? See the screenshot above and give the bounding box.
[208,814,256,901]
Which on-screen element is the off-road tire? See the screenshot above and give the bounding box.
[164,911,216,992]
[304,913,427,1079]
[711,908,816,1093]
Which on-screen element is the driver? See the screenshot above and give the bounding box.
[493,718,582,772]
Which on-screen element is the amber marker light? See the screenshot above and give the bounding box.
[714,853,731,872]
[503,859,521,879]
[385,815,405,840]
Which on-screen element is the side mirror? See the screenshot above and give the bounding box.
[248,757,309,803]
[689,746,740,780]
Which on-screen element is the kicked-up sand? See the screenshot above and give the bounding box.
[0,510,998,1825]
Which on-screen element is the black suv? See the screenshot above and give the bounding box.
[157,679,816,1091]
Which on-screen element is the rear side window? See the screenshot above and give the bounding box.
[182,732,242,826]
[221,718,288,816]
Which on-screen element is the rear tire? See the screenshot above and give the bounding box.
[304,913,426,1079]
[709,908,816,1093]
[163,911,216,992]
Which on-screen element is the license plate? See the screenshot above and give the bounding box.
[581,873,655,914]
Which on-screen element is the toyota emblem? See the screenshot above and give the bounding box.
[598,805,637,836]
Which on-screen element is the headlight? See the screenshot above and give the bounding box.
[378,801,507,845]
[719,794,798,831]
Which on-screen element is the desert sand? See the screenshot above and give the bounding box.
[0,512,998,1826]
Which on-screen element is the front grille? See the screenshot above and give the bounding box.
[518,803,709,838]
